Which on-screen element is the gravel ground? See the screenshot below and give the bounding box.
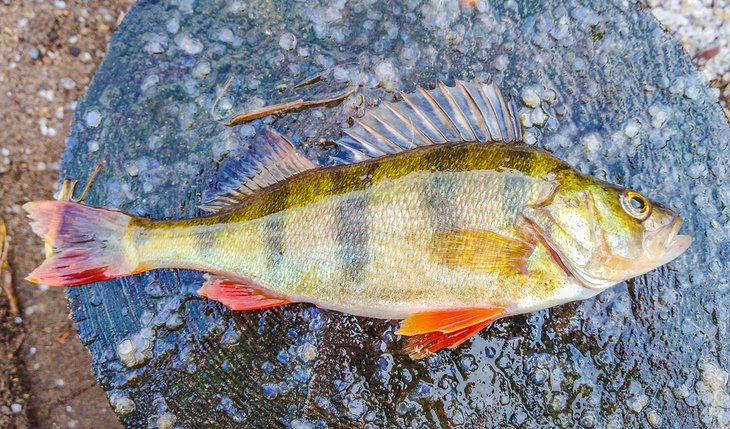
[645,0,730,117]
[0,1,727,429]
[0,2,132,428]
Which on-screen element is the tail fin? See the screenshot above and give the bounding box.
[24,201,138,286]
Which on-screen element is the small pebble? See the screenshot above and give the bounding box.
[11,403,22,413]
[60,77,76,90]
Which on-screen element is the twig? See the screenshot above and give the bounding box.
[210,75,236,122]
[0,217,19,316]
[225,86,358,126]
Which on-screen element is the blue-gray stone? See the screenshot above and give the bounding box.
[60,0,729,427]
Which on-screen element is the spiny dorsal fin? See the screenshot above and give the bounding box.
[336,80,522,163]
[200,129,317,213]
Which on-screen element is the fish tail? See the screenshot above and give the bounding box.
[24,201,139,286]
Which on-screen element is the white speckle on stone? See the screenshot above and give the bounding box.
[165,313,183,330]
[297,342,318,362]
[683,85,700,99]
[175,34,203,55]
[84,110,102,128]
[157,412,177,429]
[492,54,509,72]
[521,87,541,108]
[87,141,99,152]
[218,28,234,43]
[582,133,601,155]
[649,105,670,128]
[646,409,662,428]
[117,327,154,367]
[141,75,159,92]
[147,41,164,54]
[279,33,297,51]
[239,124,256,138]
[333,66,350,83]
[626,393,649,413]
[11,403,22,413]
[542,88,557,104]
[109,393,135,415]
[125,162,139,177]
[165,19,179,34]
[530,107,548,127]
[192,61,211,78]
[519,109,532,128]
[374,61,399,92]
[624,118,642,138]
[523,130,538,145]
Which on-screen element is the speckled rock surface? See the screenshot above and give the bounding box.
[59,0,729,427]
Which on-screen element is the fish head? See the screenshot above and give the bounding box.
[528,171,691,290]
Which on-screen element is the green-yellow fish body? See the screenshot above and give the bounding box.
[134,143,577,319]
[24,80,690,358]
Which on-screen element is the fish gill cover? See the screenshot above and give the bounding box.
[59,0,728,427]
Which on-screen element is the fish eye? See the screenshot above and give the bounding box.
[621,191,650,221]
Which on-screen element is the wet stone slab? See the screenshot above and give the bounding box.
[60,0,729,427]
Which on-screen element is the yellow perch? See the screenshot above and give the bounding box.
[24,80,690,358]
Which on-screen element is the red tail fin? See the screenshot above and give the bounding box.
[24,201,137,286]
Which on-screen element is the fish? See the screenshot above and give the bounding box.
[23,80,691,359]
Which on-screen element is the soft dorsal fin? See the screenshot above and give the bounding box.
[336,80,522,163]
[201,129,317,213]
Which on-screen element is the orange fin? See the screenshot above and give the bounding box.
[430,228,535,274]
[396,307,506,359]
[197,274,291,311]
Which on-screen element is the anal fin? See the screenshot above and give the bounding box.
[197,274,291,311]
[396,307,506,359]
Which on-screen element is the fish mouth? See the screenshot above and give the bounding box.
[655,217,691,266]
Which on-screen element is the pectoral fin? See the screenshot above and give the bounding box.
[430,228,535,274]
[396,308,506,359]
[197,274,291,311]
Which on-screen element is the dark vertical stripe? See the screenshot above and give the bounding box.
[423,172,460,232]
[265,185,288,279]
[334,190,370,291]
